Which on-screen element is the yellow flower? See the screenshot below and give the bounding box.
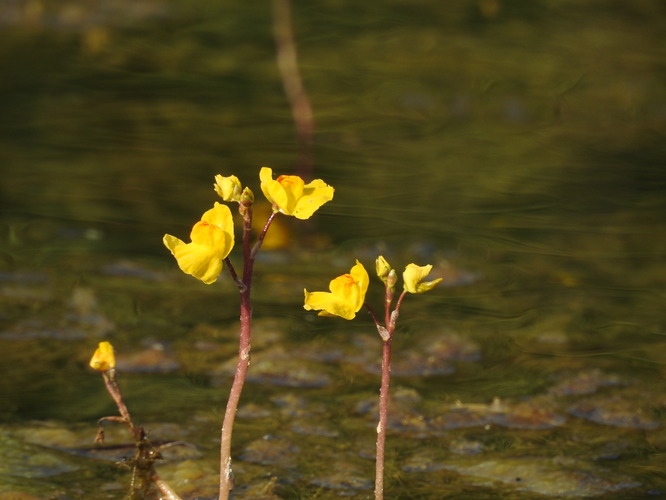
[259,167,334,220]
[304,260,369,320]
[90,341,115,371]
[214,174,243,202]
[163,202,235,284]
[403,263,443,294]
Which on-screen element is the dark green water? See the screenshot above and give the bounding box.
[1,1,665,498]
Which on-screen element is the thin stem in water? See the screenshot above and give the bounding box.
[375,336,392,500]
[218,205,277,500]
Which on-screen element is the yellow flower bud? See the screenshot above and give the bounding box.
[375,255,392,283]
[240,187,254,205]
[403,263,443,294]
[214,174,243,202]
[90,341,115,371]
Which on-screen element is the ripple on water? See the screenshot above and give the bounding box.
[349,330,480,377]
[0,286,113,340]
[548,369,622,396]
[441,457,641,497]
[211,346,332,388]
[239,435,299,468]
[308,460,373,493]
[569,398,660,430]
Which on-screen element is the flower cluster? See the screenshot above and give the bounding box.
[303,257,442,319]
[163,168,334,284]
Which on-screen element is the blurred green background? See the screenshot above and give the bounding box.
[2,0,664,260]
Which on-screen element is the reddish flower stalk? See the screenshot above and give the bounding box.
[365,282,408,500]
[218,202,276,500]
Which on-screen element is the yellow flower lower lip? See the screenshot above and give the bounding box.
[163,202,235,284]
[303,260,369,320]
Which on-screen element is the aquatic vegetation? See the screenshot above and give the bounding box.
[304,256,441,500]
[89,167,443,500]
[163,169,333,499]
[89,341,182,500]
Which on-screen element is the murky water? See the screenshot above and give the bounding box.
[1,1,665,498]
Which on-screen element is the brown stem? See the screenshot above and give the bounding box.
[375,337,392,500]
[98,369,181,498]
[218,289,252,499]
[224,257,245,292]
[219,204,277,499]
[152,473,183,500]
[251,212,278,259]
[101,370,139,441]
[363,302,381,327]
[384,282,395,327]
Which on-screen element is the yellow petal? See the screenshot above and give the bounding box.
[349,260,369,309]
[259,167,280,210]
[328,274,361,312]
[304,290,357,320]
[214,174,242,202]
[259,166,333,219]
[291,179,335,220]
[90,341,115,371]
[201,202,234,232]
[271,175,304,215]
[163,234,185,255]
[403,263,443,293]
[173,242,223,284]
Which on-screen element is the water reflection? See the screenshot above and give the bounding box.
[1,1,665,498]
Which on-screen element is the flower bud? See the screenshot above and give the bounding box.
[90,341,115,372]
[240,187,254,205]
[239,187,254,217]
[375,255,392,283]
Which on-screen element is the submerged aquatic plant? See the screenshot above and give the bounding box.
[89,341,182,500]
[304,257,442,500]
[163,168,333,500]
